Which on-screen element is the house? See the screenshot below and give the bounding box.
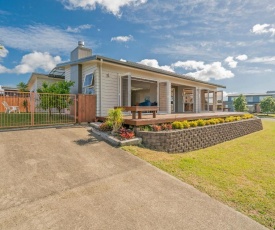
[55,41,225,117]
[27,72,65,92]
[226,91,275,112]
[0,85,19,96]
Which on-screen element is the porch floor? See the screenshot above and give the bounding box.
[97,111,246,126]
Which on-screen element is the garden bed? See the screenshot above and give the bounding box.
[90,122,141,146]
[136,117,263,153]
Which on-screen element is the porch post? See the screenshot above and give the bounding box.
[196,88,200,113]
[157,81,159,110]
[213,91,217,112]
[167,81,171,114]
[207,90,210,112]
[127,75,131,106]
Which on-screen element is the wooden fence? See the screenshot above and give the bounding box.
[77,94,96,123]
[0,95,31,113]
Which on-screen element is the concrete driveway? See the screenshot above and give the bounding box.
[0,127,266,230]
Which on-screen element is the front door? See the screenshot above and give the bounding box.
[171,88,175,113]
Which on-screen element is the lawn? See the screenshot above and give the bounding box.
[254,113,275,118]
[122,119,275,229]
[0,112,75,128]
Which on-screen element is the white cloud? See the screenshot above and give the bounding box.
[248,56,275,65]
[172,60,205,70]
[138,59,174,72]
[0,64,10,74]
[111,35,133,42]
[251,24,275,36]
[13,52,62,74]
[236,54,248,61]
[173,60,234,81]
[0,52,62,74]
[66,24,93,33]
[120,59,127,62]
[0,46,9,58]
[0,25,94,54]
[61,0,147,16]
[224,56,238,68]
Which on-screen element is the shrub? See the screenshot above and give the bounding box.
[197,119,206,126]
[235,116,241,121]
[209,119,218,125]
[218,118,225,123]
[182,120,190,129]
[172,121,183,129]
[140,125,152,131]
[205,120,211,125]
[242,114,253,119]
[152,125,162,131]
[188,121,198,127]
[99,122,112,131]
[107,108,124,134]
[161,123,172,131]
[119,127,135,139]
[225,116,234,122]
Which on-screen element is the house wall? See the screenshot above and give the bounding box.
[65,67,71,82]
[29,79,37,92]
[70,61,220,116]
[29,77,63,92]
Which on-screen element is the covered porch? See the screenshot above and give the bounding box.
[119,74,224,114]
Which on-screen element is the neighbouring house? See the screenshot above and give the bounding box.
[27,72,65,92]
[54,41,225,117]
[0,85,19,96]
[226,91,275,113]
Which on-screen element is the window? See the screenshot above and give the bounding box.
[83,72,95,94]
[246,96,253,102]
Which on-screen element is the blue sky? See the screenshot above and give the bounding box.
[0,0,275,95]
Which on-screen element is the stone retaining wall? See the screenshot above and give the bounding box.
[136,118,263,153]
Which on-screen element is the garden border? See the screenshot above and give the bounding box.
[136,118,263,153]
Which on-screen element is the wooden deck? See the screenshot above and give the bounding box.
[97,112,245,126]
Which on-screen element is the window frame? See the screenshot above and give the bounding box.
[83,71,95,95]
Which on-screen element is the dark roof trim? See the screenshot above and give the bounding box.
[57,55,226,88]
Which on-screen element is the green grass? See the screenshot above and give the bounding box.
[122,120,275,229]
[0,112,75,128]
[255,113,275,118]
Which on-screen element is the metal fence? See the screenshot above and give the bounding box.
[0,91,76,129]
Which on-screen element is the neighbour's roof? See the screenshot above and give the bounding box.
[56,55,226,88]
[228,92,275,97]
[2,86,18,91]
[27,72,65,89]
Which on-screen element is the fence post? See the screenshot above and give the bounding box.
[30,92,35,126]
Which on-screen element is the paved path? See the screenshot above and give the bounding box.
[0,127,267,229]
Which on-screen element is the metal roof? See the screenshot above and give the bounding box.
[228,92,275,97]
[57,55,226,88]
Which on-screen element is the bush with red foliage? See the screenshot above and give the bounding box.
[152,125,162,131]
[119,128,135,139]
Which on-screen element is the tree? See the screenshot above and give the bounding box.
[37,81,74,116]
[233,94,248,112]
[17,82,29,92]
[260,96,275,115]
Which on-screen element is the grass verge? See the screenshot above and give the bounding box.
[0,113,75,128]
[122,120,275,229]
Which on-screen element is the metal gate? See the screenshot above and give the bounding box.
[0,91,76,129]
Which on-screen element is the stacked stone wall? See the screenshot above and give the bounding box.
[136,118,263,153]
